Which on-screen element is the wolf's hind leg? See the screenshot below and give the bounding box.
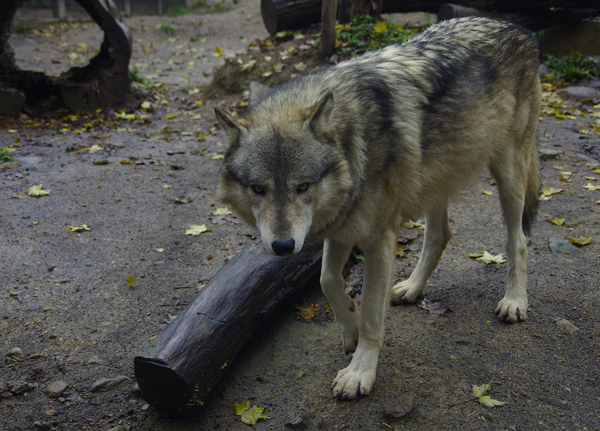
[391,206,451,304]
[321,239,358,353]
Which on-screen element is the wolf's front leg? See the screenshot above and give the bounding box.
[331,230,396,400]
[320,239,358,353]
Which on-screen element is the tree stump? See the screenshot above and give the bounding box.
[134,241,323,412]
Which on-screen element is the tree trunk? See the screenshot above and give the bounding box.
[134,241,323,412]
[320,0,337,57]
[260,0,600,35]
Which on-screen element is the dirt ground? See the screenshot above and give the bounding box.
[2,1,600,430]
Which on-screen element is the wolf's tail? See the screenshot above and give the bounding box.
[522,147,540,236]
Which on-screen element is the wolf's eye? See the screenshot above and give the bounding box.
[297,183,310,194]
[251,185,265,195]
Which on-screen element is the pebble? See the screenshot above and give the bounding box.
[91,376,132,393]
[9,380,36,396]
[45,380,69,398]
[45,409,59,416]
[556,86,600,102]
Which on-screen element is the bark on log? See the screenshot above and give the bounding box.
[134,241,323,412]
[260,0,600,35]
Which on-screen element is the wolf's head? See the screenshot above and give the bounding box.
[214,92,352,256]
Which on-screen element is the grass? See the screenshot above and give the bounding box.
[130,67,151,85]
[0,148,13,163]
[543,52,600,82]
[334,14,415,57]
[166,5,193,16]
[156,23,178,35]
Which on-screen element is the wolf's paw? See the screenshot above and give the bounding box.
[390,280,423,305]
[331,361,376,400]
[336,302,359,354]
[495,297,528,323]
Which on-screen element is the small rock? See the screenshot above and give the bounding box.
[130,383,141,396]
[107,426,132,431]
[284,411,309,429]
[539,148,561,160]
[33,421,51,430]
[9,380,36,396]
[45,380,69,398]
[91,376,132,393]
[539,64,549,76]
[555,318,579,333]
[548,237,581,255]
[0,161,21,170]
[6,347,25,359]
[0,377,7,393]
[556,86,600,102]
[86,355,105,365]
[0,87,26,117]
[45,409,59,416]
[384,395,415,419]
[454,337,470,345]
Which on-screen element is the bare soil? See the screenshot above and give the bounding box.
[2,1,600,430]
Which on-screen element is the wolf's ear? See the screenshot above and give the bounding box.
[215,107,241,144]
[309,92,334,137]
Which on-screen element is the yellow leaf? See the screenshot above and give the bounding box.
[162,185,171,189]
[585,162,600,168]
[115,111,137,121]
[374,21,387,33]
[127,274,135,287]
[86,144,104,153]
[211,154,224,160]
[120,160,132,164]
[583,182,600,190]
[402,219,425,229]
[471,250,506,265]
[141,101,152,110]
[167,114,177,119]
[212,206,232,216]
[567,235,592,246]
[212,46,223,57]
[396,246,404,258]
[235,400,267,425]
[68,224,90,232]
[185,224,211,235]
[156,248,165,252]
[27,184,51,197]
[296,303,319,319]
[546,216,565,226]
[482,189,493,195]
[293,32,304,40]
[560,172,572,182]
[8,129,17,134]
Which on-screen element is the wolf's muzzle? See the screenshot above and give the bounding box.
[271,238,296,256]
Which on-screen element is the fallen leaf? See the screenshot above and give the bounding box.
[402,219,425,229]
[86,144,104,153]
[482,189,493,195]
[560,172,572,182]
[156,248,165,252]
[479,395,507,408]
[185,224,211,235]
[473,383,506,408]
[212,46,223,57]
[583,182,600,191]
[296,303,319,319]
[395,246,404,258]
[235,400,267,425]
[161,185,171,189]
[567,235,592,246]
[211,154,224,160]
[470,250,506,265]
[27,184,51,197]
[212,206,232,216]
[547,216,565,226]
[374,21,387,33]
[539,187,563,201]
[127,274,135,287]
[68,224,90,232]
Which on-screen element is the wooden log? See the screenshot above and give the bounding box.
[438,3,568,31]
[134,241,323,412]
[260,0,600,35]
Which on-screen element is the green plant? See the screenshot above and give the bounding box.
[157,23,178,35]
[0,148,13,163]
[543,52,600,82]
[130,67,151,85]
[334,15,415,57]
[166,5,193,16]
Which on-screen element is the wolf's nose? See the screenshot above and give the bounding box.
[271,238,296,256]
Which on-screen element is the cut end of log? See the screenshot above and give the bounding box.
[134,357,193,411]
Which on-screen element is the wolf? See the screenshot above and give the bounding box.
[214,17,541,400]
